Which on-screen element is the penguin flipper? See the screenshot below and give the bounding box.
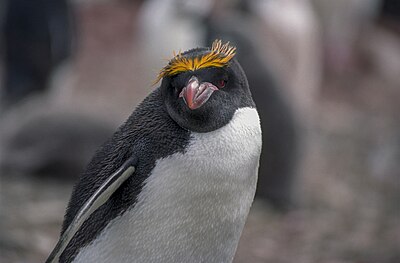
[45,156,137,263]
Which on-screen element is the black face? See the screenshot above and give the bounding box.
[161,48,255,133]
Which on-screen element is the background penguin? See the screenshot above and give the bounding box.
[1,0,73,109]
[203,3,299,210]
[0,111,113,179]
[47,40,262,263]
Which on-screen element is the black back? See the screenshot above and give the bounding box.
[59,88,191,262]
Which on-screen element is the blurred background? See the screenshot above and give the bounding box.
[0,0,399,262]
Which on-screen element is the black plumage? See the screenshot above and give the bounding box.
[60,89,191,262]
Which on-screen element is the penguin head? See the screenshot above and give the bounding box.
[158,40,254,132]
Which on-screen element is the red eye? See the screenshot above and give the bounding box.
[217,79,226,88]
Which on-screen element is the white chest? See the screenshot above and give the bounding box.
[73,107,262,263]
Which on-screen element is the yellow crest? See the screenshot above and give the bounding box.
[154,40,236,84]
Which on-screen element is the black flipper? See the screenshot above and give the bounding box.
[45,156,137,263]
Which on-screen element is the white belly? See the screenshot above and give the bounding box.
[73,107,262,263]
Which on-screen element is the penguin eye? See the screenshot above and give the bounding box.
[217,79,226,89]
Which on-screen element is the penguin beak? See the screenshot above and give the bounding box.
[179,76,218,110]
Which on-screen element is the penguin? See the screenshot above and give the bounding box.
[46,40,262,263]
[203,5,299,210]
[1,0,73,108]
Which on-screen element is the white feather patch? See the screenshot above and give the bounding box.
[73,107,262,263]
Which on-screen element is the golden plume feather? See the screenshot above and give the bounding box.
[154,40,236,84]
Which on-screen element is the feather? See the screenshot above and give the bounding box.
[154,40,236,84]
